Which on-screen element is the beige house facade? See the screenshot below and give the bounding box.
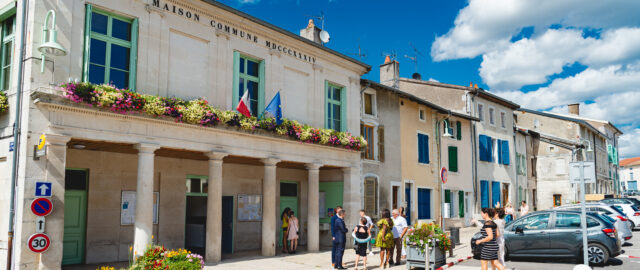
[0,0,371,268]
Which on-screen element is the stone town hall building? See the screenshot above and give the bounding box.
[0,0,370,268]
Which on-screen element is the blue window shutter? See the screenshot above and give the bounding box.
[497,139,503,164]
[481,181,489,208]
[418,189,431,219]
[487,136,494,162]
[491,181,501,207]
[425,134,430,164]
[418,134,424,163]
[502,140,510,165]
[479,135,487,161]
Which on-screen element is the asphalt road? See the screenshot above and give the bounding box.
[453,225,640,269]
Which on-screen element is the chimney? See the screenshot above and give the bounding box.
[300,19,321,44]
[568,103,580,115]
[380,56,399,88]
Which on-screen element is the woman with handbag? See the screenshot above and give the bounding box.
[287,211,299,254]
[375,209,394,269]
[475,208,505,270]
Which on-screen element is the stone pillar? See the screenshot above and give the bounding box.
[342,166,360,243]
[205,151,227,263]
[261,158,280,257]
[39,134,71,269]
[305,163,321,252]
[133,143,160,257]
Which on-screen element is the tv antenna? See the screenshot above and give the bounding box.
[348,39,367,60]
[381,50,397,62]
[404,42,423,74]
[306,11,330,45]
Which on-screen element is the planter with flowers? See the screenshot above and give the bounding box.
[0,91,7,114]
[129,245,204,270]
[58,82,366,150]
[404,222,451,269]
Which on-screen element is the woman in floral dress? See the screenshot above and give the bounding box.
[376,209,394,269]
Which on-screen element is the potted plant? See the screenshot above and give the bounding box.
[404,222,451,269]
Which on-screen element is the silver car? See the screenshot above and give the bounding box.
[504,210,621,265]
[556,203,633,243]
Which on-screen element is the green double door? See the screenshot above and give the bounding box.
[279,182,298,248]
[62,169,89,265]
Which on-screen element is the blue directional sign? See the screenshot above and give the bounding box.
[35,182,52,197]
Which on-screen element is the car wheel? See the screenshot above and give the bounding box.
[630,220,636,229]
[587,243,609,265]
[504,246,510,261]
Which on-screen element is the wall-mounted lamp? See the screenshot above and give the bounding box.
[579,139,593,153]
[38,10,67,73]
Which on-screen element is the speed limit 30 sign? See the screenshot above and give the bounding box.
[28,233,50,253]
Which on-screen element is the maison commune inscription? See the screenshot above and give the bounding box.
[152,0,317,64]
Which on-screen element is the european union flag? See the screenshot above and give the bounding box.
[263,92,282,125]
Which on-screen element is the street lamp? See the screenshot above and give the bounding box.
[579,139,593,153]
[38,10,67,73]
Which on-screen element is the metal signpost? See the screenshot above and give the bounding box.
[570,161,595,266]
[440,167,447,229]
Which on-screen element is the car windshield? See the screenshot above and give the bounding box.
[632,205,640,212]
[600,214,616,224]
[611,205,626,215]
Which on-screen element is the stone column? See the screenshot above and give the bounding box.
[205,151,227,263]
[342,165,361,245]
[39,134,71,269]
[305,163,321,252]
[261,158,280,256]
[133,143,160,257]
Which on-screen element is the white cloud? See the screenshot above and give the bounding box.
[480,28,640,90]
[431,0,640,61]
[238,0,261,4]
[619,128,640,159]
[495,61,640,110]
[428,78,439,82]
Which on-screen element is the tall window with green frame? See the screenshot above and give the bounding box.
[83,5,138,90]
[325,82,346,131]
[233,52,264,116]
[0,14,15,91]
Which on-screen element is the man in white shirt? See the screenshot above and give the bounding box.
[389,209,408,265]
[520,201,529,217]
[359,210,374,255]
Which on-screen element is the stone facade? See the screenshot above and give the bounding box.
[0,0,370,268]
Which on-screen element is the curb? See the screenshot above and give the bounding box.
[435,256,473,270]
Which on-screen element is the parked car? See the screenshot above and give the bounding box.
[610,204,640,229]
[601,197,640,208]
[503,209,621,265]
[556,204,632,243]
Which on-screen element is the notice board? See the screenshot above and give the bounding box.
[237,194,262,221]
[121,191,159,225]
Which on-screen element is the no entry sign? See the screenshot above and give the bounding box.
[28,233,50,253]
[31,198,53,217]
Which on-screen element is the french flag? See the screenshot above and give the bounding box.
[236,90,252,117]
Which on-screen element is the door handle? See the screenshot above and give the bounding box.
[539,231,546,234]
[574,230,581,234]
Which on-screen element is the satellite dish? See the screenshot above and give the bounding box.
[320,30,330,43]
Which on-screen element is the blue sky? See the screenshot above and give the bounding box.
[221,0,640,159]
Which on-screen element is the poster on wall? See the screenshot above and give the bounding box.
[319,192,326,218]
[237,194,262,221]
[121,191,159,225]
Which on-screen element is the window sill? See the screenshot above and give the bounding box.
[363,159,380,165]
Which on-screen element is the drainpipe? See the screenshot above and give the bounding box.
[469,91,479,217]
[7,0,28,269]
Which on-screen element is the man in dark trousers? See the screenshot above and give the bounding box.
[333,209,348,270]
[330,206,342,268]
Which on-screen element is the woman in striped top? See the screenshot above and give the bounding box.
[475,208,505,270]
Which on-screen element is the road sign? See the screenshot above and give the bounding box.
[31,198,53,217]
[35,182,52,197]
[440,167,448,184]
[28,233,50,253]
[570,162,595,184]
[35,216,45,233]
[9,141,14,152]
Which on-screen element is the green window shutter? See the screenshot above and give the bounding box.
[445,190,451,204]
[613,147,618,165]
[448,146,458,172]
[458,190,464,218]
[258,60,265,114]
[129,18,138,91]
[324,80,329,129]
[82,4,92,82]
[456,121,462,140]
[340,85,347,132]
[232,51,240,109]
